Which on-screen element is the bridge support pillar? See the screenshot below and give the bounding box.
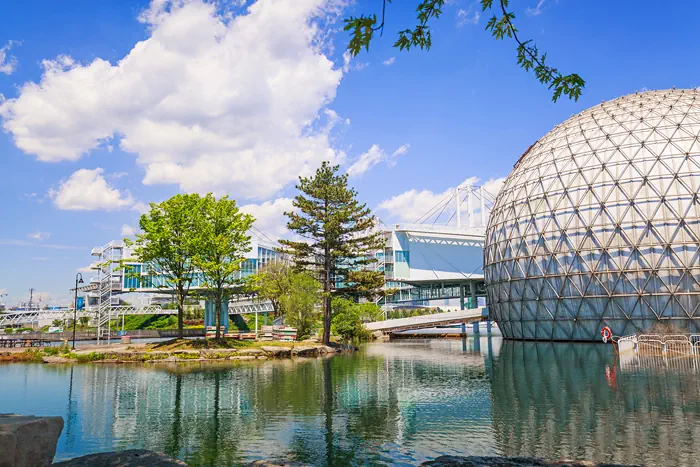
[204,299,229,335]
[469,281,477,309]
[486,319,492,334]
[459,285,465,310]
[472,321,480,335]
[461,322,466,337]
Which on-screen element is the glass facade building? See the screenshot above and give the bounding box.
[484,89,700,340]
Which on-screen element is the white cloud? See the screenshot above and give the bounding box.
[383,57,396,66]
[50,168,135,211]
[378,176,506,224]
[121,224,137,236]
[457,3,480,26]
[0,239,82,250]
[0,0,347,199]
[0,41,18,75]
[28,231,51,241]
[347,143,409,177]
[526,0,546,16]
[240,197,294,240]
[33,257,49,261]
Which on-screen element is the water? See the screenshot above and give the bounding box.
[2,338,699,466]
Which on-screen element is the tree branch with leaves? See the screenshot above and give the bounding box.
[344,0,584,102]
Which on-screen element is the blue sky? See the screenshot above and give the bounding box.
[0,0,698,306]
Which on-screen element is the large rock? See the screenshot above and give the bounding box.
[419,456,639,466]
[54,450,186,466]
[261,346,292,357]
[290,346,319,357]
[0,414,64,467]
[238,349,265,356]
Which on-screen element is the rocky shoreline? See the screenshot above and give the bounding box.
[51,451,640,467]
[1,343,356,365]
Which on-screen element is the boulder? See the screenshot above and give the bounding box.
[230,356,257,361]
[238,349,265,356]
[54,449,187,466]
[318,346,337,354]
[42,356,71,364]
[246,461,313,467]
[419,456,639,466]
[291,346,318,357]
[0,414,64,467]
[261,346,292,357]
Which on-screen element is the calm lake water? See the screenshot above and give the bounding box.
[2,338,699,466]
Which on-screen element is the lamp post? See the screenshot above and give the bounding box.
[72,273,84,350]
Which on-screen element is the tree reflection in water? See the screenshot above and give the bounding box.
[3,338,700,466]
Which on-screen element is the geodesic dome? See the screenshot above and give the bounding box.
[484,89,700,340]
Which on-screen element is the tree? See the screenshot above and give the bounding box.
[279,272,321,340]
[252,262,322,340]
[280,162,385,345]
[127,194,204,339]
[331,298,371,342]
[195,195,254,340]
[345,0,585,103]
[79,316,90,327]
[251,261,294,318]
[51,319,62,328]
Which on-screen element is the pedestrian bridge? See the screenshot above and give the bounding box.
[365,307,487,334]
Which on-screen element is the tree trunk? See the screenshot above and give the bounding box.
[215,291,222,341]
[177,286,184,339]
[323,245,331,345]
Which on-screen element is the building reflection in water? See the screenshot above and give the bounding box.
[3,337,699,466]
[491,341,700,466]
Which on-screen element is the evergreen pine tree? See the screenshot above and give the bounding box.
[280,162,385,345]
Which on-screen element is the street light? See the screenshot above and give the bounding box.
[72,273,84,350]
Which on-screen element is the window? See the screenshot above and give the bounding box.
[395,250,409,263]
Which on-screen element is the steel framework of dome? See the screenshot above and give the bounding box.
[484,89,700,340]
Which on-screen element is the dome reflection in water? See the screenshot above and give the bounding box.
[1,339,699,466]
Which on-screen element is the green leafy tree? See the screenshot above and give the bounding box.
[280,162,385,345]
[51,319,63,328]
[127,194,204,339]
[252,261,321,340]
[195,195,254,340]
[250,260,293,318]
[79,316,90,327]
[280,272,321,340]
[344,0,584,102]
[331,298,371,342]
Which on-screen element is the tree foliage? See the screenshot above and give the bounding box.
[195,195,254,340]
[280,162,385,345]
[331,298,371,342]
[127,194,204,339]
[344,0,585,102]
[252,261,321,340]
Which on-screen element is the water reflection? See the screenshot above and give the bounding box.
[1,338,699,466]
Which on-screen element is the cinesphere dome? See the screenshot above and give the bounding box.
[484,89,700,341]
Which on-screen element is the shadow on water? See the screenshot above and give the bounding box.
[3,338,700,466]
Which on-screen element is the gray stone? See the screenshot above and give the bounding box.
[42,356,71,364]
[318,346,337,354]
[54,449,187,466]
[261,346,292,357]
[257,356,268,360]
[238,348,265,356]
[0,414,64,467]
[419,456,639,467]
[291,346,318,357]
[230,355,257,361]
[246,461,313,467]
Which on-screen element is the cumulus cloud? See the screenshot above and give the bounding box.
[240,197,294,240]
[0,41,18,75]
[457,3,480,26]
[383,57,396,66]
[347,143,409,177]
[378,176,506,224]
[121,224,137,236]
[50,168,135,211]
[0,0,347,199]
[28,231,51,241]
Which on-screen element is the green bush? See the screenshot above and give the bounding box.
[331,298,371,342]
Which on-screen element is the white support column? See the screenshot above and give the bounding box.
[467,185,473,228]
[480,186,486,227]
[455,187,461,227]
